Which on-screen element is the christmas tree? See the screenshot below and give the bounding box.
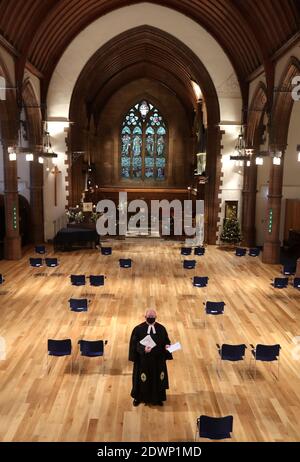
[220,218,242,244]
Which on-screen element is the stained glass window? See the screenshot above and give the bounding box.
[121,100,167,180]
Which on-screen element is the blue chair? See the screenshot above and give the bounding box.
[235,247,247,256]
[272,277,288,288]
[204,301,225,328]
[183,260,196,269]
[29,257,43,267]
[0,274,4,285]
[250,344,281,379]
[47,339,72,373]
[181,247,192,256]
[204,301,225,315]
[282,263,296,275]
[101,247,112,255]
[69,298,88,312]
[249,247,260,257]
[89,275,105,286]
[217,344,247,375]
[70,275,86,286]
[193,276,208,287]
[293,277,300,288]
[78,339,108,374]
[35,245,46,254]
[119,259,132,268]
[45,258,58,267]
[195,415,233,440]
[194,247,205,256]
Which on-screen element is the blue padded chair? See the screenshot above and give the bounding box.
[47,339,72,373]
[89,275,105,286]
[78,339,108,374]
[193,276,208,287]
[293,277,300,288]
[272,277,288,288]
[217,344,247,375]
[0,274,4,285]
[35,245,46,254]
[194,247,205,256]
[29,257,43,267]
[195,415,233,440]
[45,257,58,267]
[183,260,196,269]
[69,298,88,312]
[250,344,281,379]
[119,259,132,268]
[204,301,225,315]
[70,275,86,286]
[101,247,112,255]
[204,301,225,328]
[235,247,247,256]
[249,247,260,257]
[282,263,296,275]
[181,247,192,256]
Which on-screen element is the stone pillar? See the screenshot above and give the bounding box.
[2,140,22,259]
[262,151,285,264]
[30,155,44,243]
[241,156,257,247]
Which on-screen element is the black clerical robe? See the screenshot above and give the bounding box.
[129,322,173,404]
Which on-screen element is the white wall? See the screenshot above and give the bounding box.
[280,101,300,241]
[43,122,68,240]
[217,124,244,241]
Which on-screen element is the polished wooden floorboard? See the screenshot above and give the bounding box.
[0,241,300,442]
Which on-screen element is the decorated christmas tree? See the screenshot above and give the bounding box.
[220,218,242,244]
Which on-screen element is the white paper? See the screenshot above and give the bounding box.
[140,335,157,348]
[166,342,182,353]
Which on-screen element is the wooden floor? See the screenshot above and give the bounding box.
[0,240,300,442]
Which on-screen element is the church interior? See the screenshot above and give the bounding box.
[0,0,300,443]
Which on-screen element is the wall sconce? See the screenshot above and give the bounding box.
[25,153,34,162]
[255,157,264,165]
[297,145,300,162]
[8,146,17,161]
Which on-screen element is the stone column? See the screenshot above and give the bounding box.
[30,154,44,243]
[262,149,285,264]
[241,155,258,247]
[2,140,22,259]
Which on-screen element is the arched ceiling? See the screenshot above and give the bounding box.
[70,26,219,126]
[0,0,299,88]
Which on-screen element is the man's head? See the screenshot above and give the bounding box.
[145,309,157,325]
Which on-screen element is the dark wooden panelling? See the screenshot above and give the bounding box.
[284,199,300,242]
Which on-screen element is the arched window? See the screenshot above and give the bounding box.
[121,100,167,180]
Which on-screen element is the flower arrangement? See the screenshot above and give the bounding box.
[66,208,84,223]
[90,211,100,223]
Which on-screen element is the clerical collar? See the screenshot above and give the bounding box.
[147,324,156,334]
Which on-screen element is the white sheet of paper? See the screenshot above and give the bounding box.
[166,342,182,353]
[140,335,157,348]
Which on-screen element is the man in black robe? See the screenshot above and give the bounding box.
[129,309,173,406]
